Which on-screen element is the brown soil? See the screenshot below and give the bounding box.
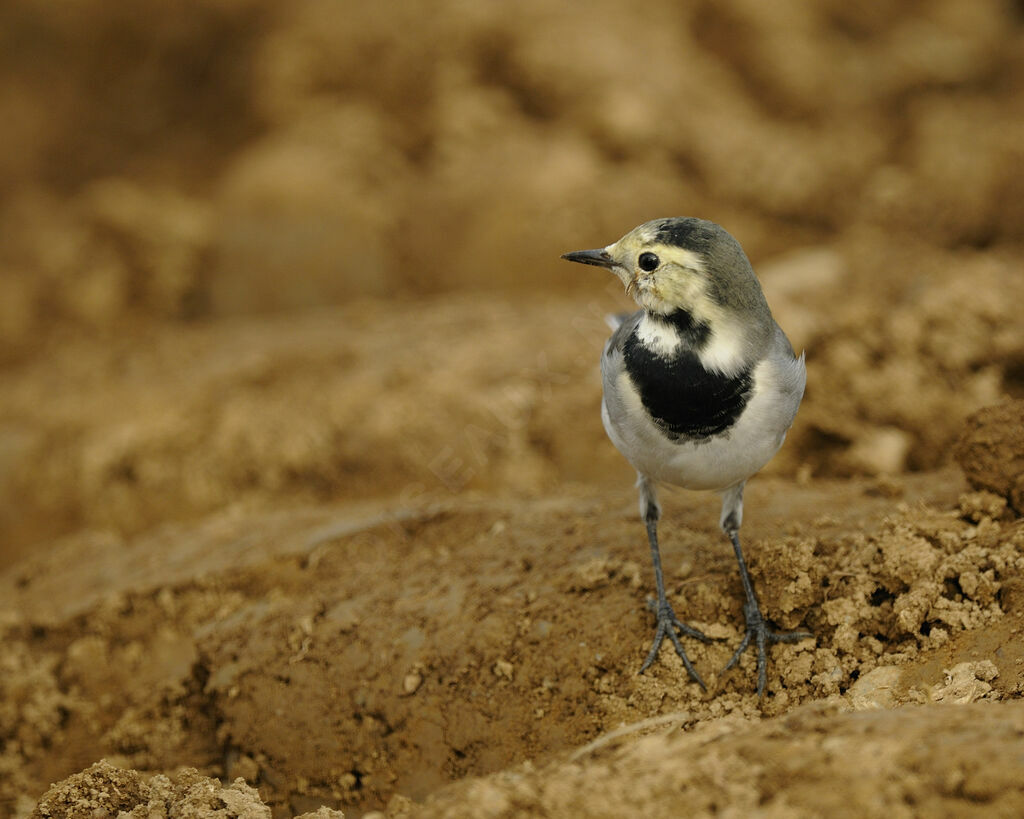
[956,400,1024,514]
[3,2,1024,818]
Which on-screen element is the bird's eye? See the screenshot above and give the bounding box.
[638,252,660,272]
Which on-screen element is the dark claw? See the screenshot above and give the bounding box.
[724,602,812,696]
[644,597,713,642]
[638,599,709,690]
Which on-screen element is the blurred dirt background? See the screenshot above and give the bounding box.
[3,1,1024,817]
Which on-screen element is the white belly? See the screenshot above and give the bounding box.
[601,355,799,491]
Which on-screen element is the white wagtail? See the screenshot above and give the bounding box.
[562,217,810,695]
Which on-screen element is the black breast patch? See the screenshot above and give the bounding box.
[622,327,753,441]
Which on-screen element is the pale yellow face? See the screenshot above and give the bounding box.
[604,224,713,319]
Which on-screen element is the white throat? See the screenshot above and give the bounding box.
[635,313,682,357]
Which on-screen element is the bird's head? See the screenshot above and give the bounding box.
[561,217,770,328]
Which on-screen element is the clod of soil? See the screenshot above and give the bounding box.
[955,399,1024,515]
[30,760,341,819]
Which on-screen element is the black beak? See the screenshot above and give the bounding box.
[561,248,616,268]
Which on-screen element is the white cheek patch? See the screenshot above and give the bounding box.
[699,318,747,376]
[673,249,705,273]
[635,313,682,357]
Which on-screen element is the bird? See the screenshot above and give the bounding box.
[562,216,810,695]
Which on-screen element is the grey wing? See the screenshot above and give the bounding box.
[600,310,642,426]
[601,310,643,370]
[604,311,633,331]
[768,322,807,429]
[598,311,638,380]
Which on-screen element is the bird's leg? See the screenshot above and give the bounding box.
[636,475,709,689]
[720,486,812,695]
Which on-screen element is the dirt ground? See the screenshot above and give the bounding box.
[3,2,1024,817]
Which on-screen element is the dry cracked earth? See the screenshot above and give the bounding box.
[3,1,1024,817]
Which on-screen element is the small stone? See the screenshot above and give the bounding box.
[930,662,997,704]
[493,659,514,680]
[846,427,912,475]
[847,665,902,710]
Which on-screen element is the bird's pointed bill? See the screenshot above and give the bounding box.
[561,248,616,268]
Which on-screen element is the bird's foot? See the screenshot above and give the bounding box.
[638,598,712,690]
[724,601,812,696]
